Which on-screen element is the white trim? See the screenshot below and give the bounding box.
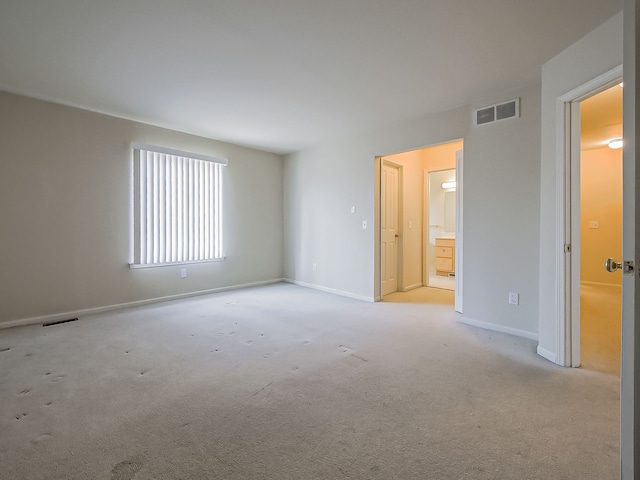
[402,283,423,292]
[458,315,539,341]
[284,279,375,303]
[580,281,623,289]
[454,149,463,314]
[129,257,226,269]
[0,279,284,330]
[130,142,228,165]
[550,64,623,367]
[536,345,557,364]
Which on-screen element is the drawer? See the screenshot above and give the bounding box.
[435,238,455,248]
[436,246,453,258]
[436,257,453,271]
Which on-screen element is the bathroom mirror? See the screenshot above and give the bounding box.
[444,191,456,233]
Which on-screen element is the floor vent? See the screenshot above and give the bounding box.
[43,318,78,327]
[474,98,519,126]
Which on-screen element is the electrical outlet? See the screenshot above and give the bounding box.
[180,268,187,278]
[312,263,317,271]
[508,292,519,305]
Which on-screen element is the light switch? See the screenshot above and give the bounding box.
[362,220,367,229]
[588,221,599,229]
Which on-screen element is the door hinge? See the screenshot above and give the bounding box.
[564,244,571,253]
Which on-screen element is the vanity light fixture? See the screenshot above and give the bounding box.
[441,181,456,190]
[608,138,623,150]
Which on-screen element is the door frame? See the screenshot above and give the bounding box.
[423,167,456,289]
[555,65,623,367]
[374,142,463,304]
[455,149,463,313]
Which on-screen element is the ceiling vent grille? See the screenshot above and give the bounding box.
[473,98,519,126]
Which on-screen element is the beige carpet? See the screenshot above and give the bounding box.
[0,283,619,479]
[580,283,622,376]
[383,286,455,305]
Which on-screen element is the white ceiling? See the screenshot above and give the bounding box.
[0,0,622,154]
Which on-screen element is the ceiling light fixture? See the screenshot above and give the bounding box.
[608,138,623,149]
[441,181,456,190]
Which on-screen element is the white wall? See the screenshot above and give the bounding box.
[284,83,541,337]
[0,92,284,326]
[538,12,623,363]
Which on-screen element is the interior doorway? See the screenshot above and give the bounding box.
[427,168,456,290]
[571,82,623,375]
[376,139,463,307]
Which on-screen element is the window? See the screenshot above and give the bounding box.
[131,144,227,267]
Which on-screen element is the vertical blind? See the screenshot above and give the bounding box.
[132,145,226,266]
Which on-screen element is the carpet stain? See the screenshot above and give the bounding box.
[111,456,143,480]
[19,389,31,396]
[32,433,51,444]
[252,381,273,396]
[0,346,10,352]
[351,354,368,363]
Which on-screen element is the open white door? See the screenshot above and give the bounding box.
[621,0,639,475]
[381,161,400,296]
[455,149,463,313]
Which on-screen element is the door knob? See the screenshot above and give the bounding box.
[605,258,622,272]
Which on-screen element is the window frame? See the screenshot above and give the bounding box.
[129,143,227,268]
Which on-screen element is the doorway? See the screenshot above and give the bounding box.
[427,168,457,290]
[376,139,463,308]
[570,81,623,375]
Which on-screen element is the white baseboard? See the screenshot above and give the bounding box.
[536,345,558,364]
[0,279,285,330]
[283,279,374,303]
[457,315,539,341]
[402,283,423,292]
[580,281,622,289]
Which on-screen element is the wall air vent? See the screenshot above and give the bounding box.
[473,98,520,126]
